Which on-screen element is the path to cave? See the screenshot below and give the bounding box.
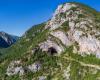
[62,55,100,70]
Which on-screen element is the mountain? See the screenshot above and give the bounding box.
[0,31,19,48]
[0,2,100,80]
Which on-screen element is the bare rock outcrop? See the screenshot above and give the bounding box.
[6,61,41,76]
[6,60,24,76]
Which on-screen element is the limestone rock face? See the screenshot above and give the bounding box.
[44,3,100,58]
[6,60,24,76]
[6,61,41,76]
[45,3,78,30]
[50,31,72,46]
[39,40,64,54]
[78,36,100,57]
[27,62,41,72]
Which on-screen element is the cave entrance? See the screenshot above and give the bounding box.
[48,47,57,55]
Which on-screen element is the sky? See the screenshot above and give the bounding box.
[0,0,100,36]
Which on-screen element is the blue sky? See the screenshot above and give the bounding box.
[0,0,100,36]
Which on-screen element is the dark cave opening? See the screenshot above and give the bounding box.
[48,47,57,55]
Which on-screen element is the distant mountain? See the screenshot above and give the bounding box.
[0,31,19,48]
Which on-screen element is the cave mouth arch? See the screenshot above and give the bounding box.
[48,47,57,55]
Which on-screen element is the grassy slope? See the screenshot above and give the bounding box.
[0,23,49,79]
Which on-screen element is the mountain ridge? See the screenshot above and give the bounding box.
[0,31,19,48]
